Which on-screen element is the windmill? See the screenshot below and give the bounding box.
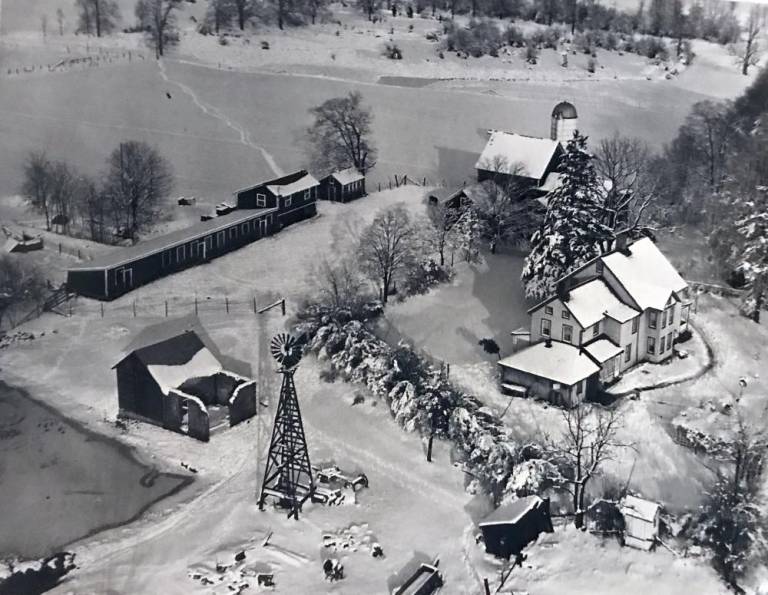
[258,333,314,519]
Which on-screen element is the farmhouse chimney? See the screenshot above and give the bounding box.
[615,232,631,254]
[556,278,570,302]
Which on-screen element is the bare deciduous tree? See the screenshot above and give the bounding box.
[104,141,173,241]
[75,0,120,37]
[426,198,464,267]
[21,152,54,231]
[206,0,236,33]
[234,0,252,29]
[0,256,46,329]
[307,91,377,175]
[546,406,630,529]
[595,133,659,244]
[313,257,369,314]
[358,205,420,304]
[732,5,764,76]
[136,0,181,58]
[57,8,65,35]
[474,157,537,253]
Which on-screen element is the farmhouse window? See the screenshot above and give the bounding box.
[647,337,656,355]
[592,323,599,337]
[624,344,631,363]
[162,251,171,267]
[660,336,666,353]
[667,332,673,350]
[216,231,225,248]
[285,196,293,208]
[545,305,553,315]
[205,236,213,251]
[596,261,604,275]
[562,324,573,343]
[304,189,310,201]
[562,310,570,320]
[541,318,551,337]
[242,223,248,235]
[662,308,668,329]
[256,193,266,207]
[632,317,639,334]
[190,242,197,257]
[577,380,584,395]
[649,311,658,329]
[177,245,185,262]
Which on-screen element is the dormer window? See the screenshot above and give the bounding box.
[545,305,553,315]
[562,310,570,320]
[256,193,266,207]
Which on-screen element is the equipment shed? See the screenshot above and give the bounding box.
[479,496,554,559]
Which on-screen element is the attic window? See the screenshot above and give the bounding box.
[596,261,604,274]
[545,305,553,315]
[256,193,266,207]
[562,310,570,320]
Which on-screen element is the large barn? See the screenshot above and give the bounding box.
[114,316,256,442]
[67,170,319,300]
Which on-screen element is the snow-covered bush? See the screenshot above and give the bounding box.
[400,259,453,298]
[444,19,504,58]
[505,458,559,497]
[301,316,530,503]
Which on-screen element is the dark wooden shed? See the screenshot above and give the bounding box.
[478,496,554,559]
[114,316,256,442]
[319,168,366,203]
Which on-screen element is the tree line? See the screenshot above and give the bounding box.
[20,141,173,244]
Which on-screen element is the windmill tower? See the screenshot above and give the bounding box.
[258,333,314,520]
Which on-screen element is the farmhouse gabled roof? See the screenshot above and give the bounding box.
[563,279,639,328]
[583,338,623,363]
[329,167,364,186]
[601,237,687,311]
[479,496,543,527]
[498,341,600,387]
[475,132,560,180]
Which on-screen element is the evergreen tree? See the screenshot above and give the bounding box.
[522,132,611,300]
[736,190,768,323]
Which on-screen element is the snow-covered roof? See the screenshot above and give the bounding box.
[147,347,223,395]
[330,167,364,186]
[267,173,319,196]
[584,339,623,363]
[601,237,687,311]
[540,171,563,193]
[498,341,600,387]
[479,496,543,527]
[620,495,660,523]
[564,279,639,328]
[475,132,560,181]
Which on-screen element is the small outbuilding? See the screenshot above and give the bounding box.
[319,168,366,203]
[114,316,257,442]
[498,340,600,407]
[620,495,661,550]
[478,496,554,559]
[585,499,624,536]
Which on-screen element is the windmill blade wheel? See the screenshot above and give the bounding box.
[270,333,301,368]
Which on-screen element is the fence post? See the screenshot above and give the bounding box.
[423,177,426,186]
[253,296,257,314]
[483,578,491,595]
[58,242,62,254]
[378,182,381,192]
[225,296,229,314]
[68,299,72,316]
[133,301,136,317]
[404,174,408,185]
[100,302,104,318]
[77,249,81,259]
[165,300,168,317]
[281,299,286,316]
[195,295,198,315]
[389,180,392,190]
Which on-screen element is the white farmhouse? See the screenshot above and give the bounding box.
[499,235,692,406]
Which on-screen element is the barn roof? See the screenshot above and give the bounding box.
[329,167,364,186]
[267,172,319,196]
[479,496,542,527]
[601,237,687,311]
[498,341,600,387]
[476,132,560,180]
[147,347,224,395]
[69,207,277,271]
[116,315,251,377]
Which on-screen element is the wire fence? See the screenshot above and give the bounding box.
[62,293,286,321]
[369,173,471,193]
[3,49,149,79]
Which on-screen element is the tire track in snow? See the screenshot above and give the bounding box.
[157,59,284,177]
